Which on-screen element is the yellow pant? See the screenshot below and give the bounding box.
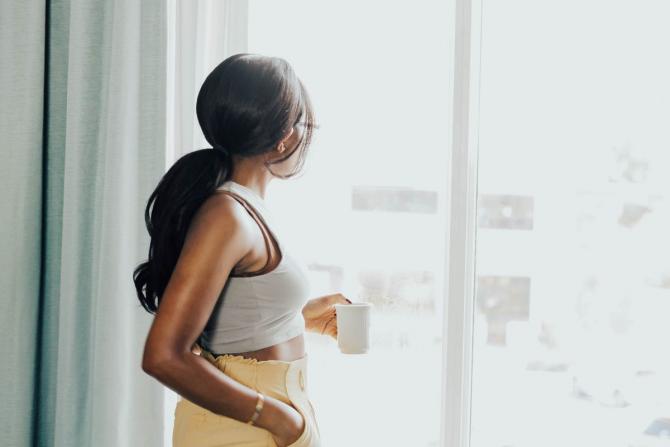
[173,344,321,447]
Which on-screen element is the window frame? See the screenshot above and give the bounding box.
[441,0,482,446]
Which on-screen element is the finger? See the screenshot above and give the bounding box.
[326,319,338,339]
[331,293,352,305]
[320,316,336,336]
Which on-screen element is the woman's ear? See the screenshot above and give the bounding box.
[277,127,295,153]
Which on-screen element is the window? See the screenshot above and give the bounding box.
[470,1,670,446]
[248,1,453,445]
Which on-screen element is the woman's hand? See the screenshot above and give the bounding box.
[302,293,352,339]
[266,399,305,447]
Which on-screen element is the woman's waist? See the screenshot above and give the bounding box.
[202,331,305,362]
[221,333,305,362]
[200,312,306,359]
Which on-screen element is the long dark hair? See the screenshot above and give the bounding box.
[133,53,316,314]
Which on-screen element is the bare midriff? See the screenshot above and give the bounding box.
[218,333,306,362]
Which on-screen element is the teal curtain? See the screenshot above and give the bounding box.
[1,1,167,446]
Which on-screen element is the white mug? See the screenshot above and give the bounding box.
[334,302,372,354]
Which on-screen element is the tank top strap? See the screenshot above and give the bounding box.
[216,181,276,226]
[215,181,284,277]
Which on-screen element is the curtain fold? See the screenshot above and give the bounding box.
[1,0,168,445]
[0,0,46,444]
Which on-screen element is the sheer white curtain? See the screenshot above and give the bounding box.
[167,0,248,165]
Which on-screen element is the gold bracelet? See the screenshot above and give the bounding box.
[247,391,265,425]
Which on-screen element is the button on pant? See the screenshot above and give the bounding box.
[172,344,321,447]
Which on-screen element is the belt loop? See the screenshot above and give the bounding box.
[252,362,259,391]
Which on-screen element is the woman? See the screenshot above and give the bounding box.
[134,53,351,447]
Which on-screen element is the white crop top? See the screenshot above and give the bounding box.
[197,180,311,355]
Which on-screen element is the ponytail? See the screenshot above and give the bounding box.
[133,148,230,314]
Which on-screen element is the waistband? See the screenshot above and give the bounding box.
[194,342,309,406]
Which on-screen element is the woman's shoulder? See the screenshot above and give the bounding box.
[190,193,257,248]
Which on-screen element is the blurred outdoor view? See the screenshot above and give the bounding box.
[470,1,670,447]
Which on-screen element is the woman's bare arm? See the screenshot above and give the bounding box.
[141,194,298,435]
